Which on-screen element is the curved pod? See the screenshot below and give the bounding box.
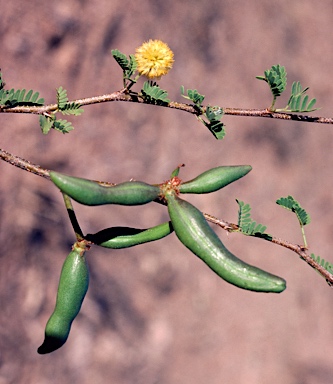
[38,243,89,354]
[50,171,160,206]
[165,192,286,293]
[179,165,252,194]
[87,221,173,249]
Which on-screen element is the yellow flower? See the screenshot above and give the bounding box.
[135,40,174,79]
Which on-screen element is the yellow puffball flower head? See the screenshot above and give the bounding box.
[135,39,174,80]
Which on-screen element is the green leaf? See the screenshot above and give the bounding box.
[57,86,68,109]
[111,49,131,71]
[59,102,84,116]
[180,86,205,106]
[141,81,170,105]
[111,50,137,82]
[39,115,75,134]
[201,106,225,139]
[56,87,83,115]
[39,115,54,135]
[276,195,311,226]
[53,119,75,134]
[236,199,271,240]
[257,64,287,98]
[0,87,44,107]
[12,89,21,102]
[18,89,26,102]
[125,54,137,78]
[0,89,8,104]
[283,81,318,112]
[205,106,223,122]
[203,120,226,140]
[24,89,33,102]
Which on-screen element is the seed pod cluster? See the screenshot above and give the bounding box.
[38,242,89,354]
[43,164,286,354]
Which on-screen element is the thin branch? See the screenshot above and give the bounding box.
[204,213,333,286]
[222,108,333,124]
[0,149,114,185]
[0,89,129,115]
[1,90,332,124]
[0,148,50,178]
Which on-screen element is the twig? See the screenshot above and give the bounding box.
[0,149,115,185]
[1,91,332,125]
[0,148,50,178]
[222,108,333,125]
[204,213,333,286]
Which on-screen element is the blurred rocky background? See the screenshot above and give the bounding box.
[1,1,333,383]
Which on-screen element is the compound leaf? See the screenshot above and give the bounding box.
[57,86,68,109]
[0,88,44,107]
[126,54,138,78]
[141,81,170,105]
[111,49,130,70]
[256,64,287,98]
[236,199,271,240]
[205,106,223,122]
[276,195,310,226]
[283,81,317,112]
[59,102,84,116]
[112,50,138,80]
[53,119,75,134]
[39,115,54,135]
[181,86,205,106]
[206,121,226,140]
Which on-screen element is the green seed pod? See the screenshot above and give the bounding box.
[165,192,286,293]
[38,243,89,354]
[86,221,173,249]
[178,165,252,194]
[49,171,161,206]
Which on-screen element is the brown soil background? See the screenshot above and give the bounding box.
[1,1,333,383]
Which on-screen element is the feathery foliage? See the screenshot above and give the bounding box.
[141,81,170,105]
[276,195,310,226]
[276,195,310,247]
[257,65,320,113]
[236,199,272,240]
[256,64,287,100]
[0,72,44,107]
[111,49,137,80]
[0,88,44,107]
[56,87,84,116]
[282,81,317,113]
[202,106,225,140]
[39,115,75,135]
[180,86,205,107]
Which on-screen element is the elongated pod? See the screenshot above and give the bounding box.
[86,221,173,249]
[179,165,252,194]
[50,171,161,206]
[38,242,89,354]
[165,192,286,293]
